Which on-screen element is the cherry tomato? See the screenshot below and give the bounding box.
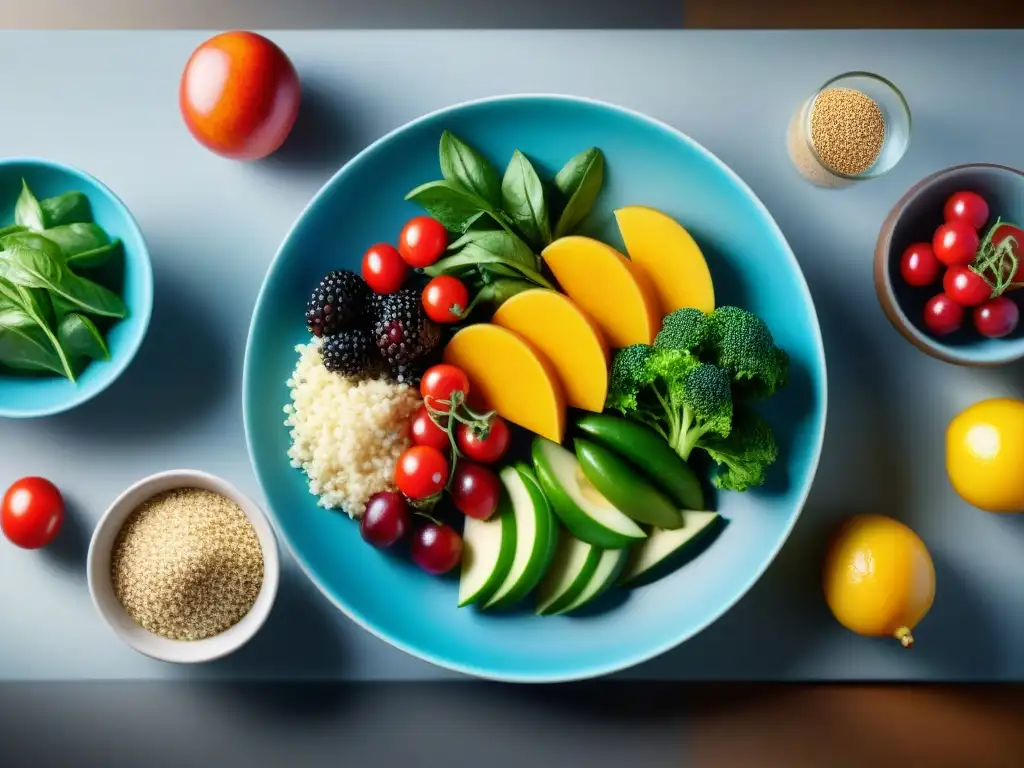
[450,462,503,521]
[411,522,463,575]
[362,243,409,294]
[943,266,992,307]
[179,31,301,161]
[394,446,449,500]
[933,222,980,267]
[422,276,469,325]
[923,293,964,336]
[360,492,410,549]
[398,216,448,268]
[420,364,470,413]
[1,477,64,550]
[974,296,1020,338]
[456,417,511,464]
[899,242,942,287]
[410,405,450,453]
[944,191,990,231]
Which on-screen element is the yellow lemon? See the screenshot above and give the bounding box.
[947,397,1024,513]
[822,514,935,647]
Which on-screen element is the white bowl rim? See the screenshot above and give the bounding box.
[241,92,830,683]
[86,468,281,665]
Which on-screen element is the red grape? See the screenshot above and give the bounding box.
[450,462,502,520]
[411,522,463,575]
[360,492,411,549]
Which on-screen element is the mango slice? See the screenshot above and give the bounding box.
[442,324,566,443]
[492,289,609,413]
[540,236,660,348]
[614,206,715,315]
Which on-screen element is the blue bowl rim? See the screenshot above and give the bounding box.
[875,162,1024,367]
[242,93,830,683]
[0,156,155,419]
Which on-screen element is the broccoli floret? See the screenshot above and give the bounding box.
[701,407,779,492]
[706,306,789,400]
[654,308,710,354]
[605,345,732,460]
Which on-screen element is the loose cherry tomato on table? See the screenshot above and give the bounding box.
[899,242,942,287]
[943,266,992,307]
[394,445,449,500]
[450,462,503,521]
[409,405,451,453]
[179,31,301,160]
[974,296,1020,338]
[923,293,964,336]
[933,221,980,267]
[944,191,990,231]
[1,477,64,550]
[411,522,463,575]
[362,243,409,294]
[399,216,448,268]
[422,276,469,324]
[420,364,470,412]
[456,417,511,464]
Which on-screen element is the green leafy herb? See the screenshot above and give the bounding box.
[66,239,121,270]
[58,313,110,362]
[0,279,74,379]
[465,278,536,315]
[439,131,501,208]
[0,224,26,239]
[0,232,127,319]
[41,223,110,259]
[445,229,537,268]
[14,179,45,231]
[405,180,496,233]
[40,191,92,228]
[552,148,605,238]
[500,150,551,249]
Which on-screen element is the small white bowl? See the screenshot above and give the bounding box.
[87,469,281,664]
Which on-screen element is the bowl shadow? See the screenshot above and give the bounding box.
[50,261,233,443]
[41,493,92,578]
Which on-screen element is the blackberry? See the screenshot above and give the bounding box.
[371,288,442,369]
[320,328,377,376]
[305,270,369,337]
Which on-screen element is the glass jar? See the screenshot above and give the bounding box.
[787,71,912,189]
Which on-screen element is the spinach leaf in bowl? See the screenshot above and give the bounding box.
[500,150,552,250]
[57,312,110,362]
[552,148,604,238]
[0,280,74,379]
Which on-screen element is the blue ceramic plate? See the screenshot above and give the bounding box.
[0,158,153,419]
[244,95,828,682]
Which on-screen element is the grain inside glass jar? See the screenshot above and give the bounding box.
[788,86,887,188]
[111,488,264,641]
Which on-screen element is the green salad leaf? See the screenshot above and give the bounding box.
[58,312,110,362]
[439,130,501,208]
[500,150,551,250]
[0,279,74,379]
[552,147,604,238]
[14,180,45,231]
[40,190,93,228]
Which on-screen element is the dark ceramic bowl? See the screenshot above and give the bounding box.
[875,163,1024,366]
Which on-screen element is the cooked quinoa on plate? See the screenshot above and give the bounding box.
[284,340,421,518]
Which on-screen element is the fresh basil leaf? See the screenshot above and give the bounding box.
[58,313,110,362]
[39,191,93,228]
[500,150,551,249]
[552,148,605,238]
[49,293,77,323]
[0,277,74,379]
[0,234,127,319]
[425,248,552,289]
[0,224,27,239]
[439,131,501,208]
[66,239,120,270]
[466,278,536,315]
[405,179,494,233]
[445,229,537,268]
[14,179,45,231]
[41,223,110,259]
[0,313,67,375]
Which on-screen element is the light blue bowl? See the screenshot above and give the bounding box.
[0,158,153,418]
[243,95,828,682]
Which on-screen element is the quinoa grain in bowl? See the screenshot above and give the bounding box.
[284,338,422,517]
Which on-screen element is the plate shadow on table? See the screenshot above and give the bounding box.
[41,492,91,578]
[50,262,232,444]
[256,75,363,180]
[198,565,354,719]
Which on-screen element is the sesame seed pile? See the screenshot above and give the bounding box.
[809,87,886,177]
[111,488,264,641]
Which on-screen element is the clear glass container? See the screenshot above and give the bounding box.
[787,71,912,189]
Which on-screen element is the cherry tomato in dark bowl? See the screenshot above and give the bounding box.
[933,221,980,267]
[899,242,942,287]
[2,477,64,549]
[944,191,990,231]
[943,266,992,307]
